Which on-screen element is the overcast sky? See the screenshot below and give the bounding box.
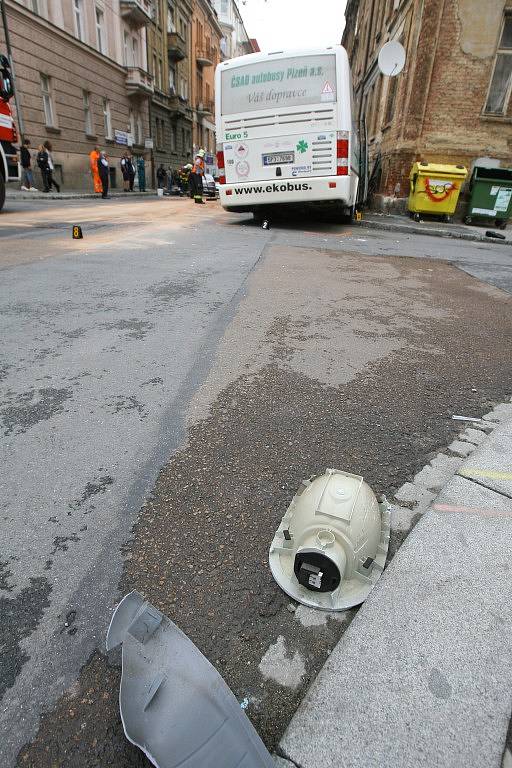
[238,0,348,52]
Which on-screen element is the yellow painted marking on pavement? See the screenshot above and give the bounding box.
[458,468,512,481]
[433,503,512,518]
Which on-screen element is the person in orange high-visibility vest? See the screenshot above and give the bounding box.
[189,148,206,204]
[89,146,102,194]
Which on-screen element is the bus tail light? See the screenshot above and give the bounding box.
[216,150,226,185]
[336,131,349,176]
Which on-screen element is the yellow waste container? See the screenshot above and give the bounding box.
[408,162,468,222]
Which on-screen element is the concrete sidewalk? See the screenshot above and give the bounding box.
[6,188,158,201]
[276,403,512,768]
[360,212,512,245]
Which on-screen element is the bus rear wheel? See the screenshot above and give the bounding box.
[340,205,355,224]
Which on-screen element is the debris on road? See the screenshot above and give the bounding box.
[452,415,484,423]
[106,591,274,768]
[269,469,390,611]
[485,230,506,240]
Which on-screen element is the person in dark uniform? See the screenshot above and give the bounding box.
[127,152,136,191]
[156,164,167,190]
[98,151,110,199]
[120,150,131,192]
[137,156,146,192]
[189,149,205,204]
[36,144,50,192]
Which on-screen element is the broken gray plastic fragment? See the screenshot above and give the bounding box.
[106,591,274,768]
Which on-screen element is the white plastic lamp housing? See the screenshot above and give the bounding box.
[269,469,390,611]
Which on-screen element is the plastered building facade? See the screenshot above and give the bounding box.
[1,0,153,189]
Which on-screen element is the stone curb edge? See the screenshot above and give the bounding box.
[358,217,512,245]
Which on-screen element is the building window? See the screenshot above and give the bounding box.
[83,90,93,134]
[158,58,163,90]
[168,2,176,32]
[129,108,135,140]
[221,0,229,16]
[484,13,512,115]
[132,37,139,66]
[169,65,176,93]
[30,0,39,12]
[95,7,106,54]
[40,73,56,127]
[153,53,157,81]
[74,0,85,41]
[123,31,129,65]
[170,124,176,152]
[102,97,112,138]
[179,75,187,100]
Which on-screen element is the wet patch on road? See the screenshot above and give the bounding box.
[147,276,201,304]
[99,318,155,341]
[0,362,13,382]
[0,559,14,592]
[0,577,52,700]
[105,395,147,419]
[0,387,73,436]
[71,475,115,509]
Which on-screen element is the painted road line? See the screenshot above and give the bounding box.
[433,503,512,518]
[458,468,512,481]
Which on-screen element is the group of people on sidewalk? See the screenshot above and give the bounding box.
[155,149,208,202]
[20,140,207,202]
[20,138,60,193]
[89,147,146,199]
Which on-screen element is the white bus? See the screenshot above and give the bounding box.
[215,46,359,222]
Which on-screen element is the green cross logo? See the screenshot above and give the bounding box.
[296,140,308,154]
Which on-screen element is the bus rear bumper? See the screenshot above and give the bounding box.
[219,175,355,211]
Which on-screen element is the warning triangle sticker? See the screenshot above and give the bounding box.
[322,81,334,94]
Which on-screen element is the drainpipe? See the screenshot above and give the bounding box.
[0,0,25,138]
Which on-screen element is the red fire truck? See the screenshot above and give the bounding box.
[0,54,20,211]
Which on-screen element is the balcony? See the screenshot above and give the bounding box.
[167,31,187,61]
[170,93,190,116]
[196,100,214,116]
[125,67,154,97]
[196,47,214,67]
[120,0,152,27]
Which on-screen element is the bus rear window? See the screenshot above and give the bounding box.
[221,54,337,116]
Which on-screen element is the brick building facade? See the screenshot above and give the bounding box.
[0,0,153,190]
[342,0,512,201]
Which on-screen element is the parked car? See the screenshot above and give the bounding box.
[202,173,218,199]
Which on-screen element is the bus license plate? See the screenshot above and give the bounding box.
[262,152,295,166]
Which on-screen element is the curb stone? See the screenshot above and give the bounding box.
[5,190,158,202]
[358,217,512,245]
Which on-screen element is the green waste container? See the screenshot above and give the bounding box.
[465,166,512,230]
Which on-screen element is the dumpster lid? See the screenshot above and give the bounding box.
[472,166,512,183]
[411,162,468,178]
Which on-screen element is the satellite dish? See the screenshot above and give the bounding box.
[378,41,406,76]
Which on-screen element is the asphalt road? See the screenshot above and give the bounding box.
[1,196,511,767]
